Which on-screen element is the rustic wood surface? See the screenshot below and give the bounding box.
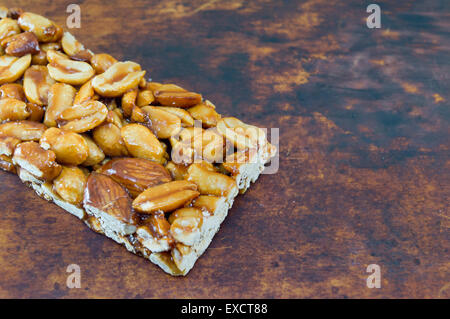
[0,0,448,298]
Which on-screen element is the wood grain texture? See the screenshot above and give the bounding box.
[0,0,449,298]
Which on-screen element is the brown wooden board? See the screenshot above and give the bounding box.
[0,0,448,298]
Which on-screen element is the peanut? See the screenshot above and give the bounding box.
[39,127,89,165]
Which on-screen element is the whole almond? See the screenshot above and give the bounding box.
[83,172,137,226]
[97,157,172,198]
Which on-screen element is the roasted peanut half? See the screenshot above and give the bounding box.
[90,53,117,74]
[132,180,199,214]
[80,134,105,166]
[53,166,87,206]
[0,135,20,156]
[40,127,89,165]
[0,97,30,122]
[165,161,189,180]
[136,89,154,107]
[61,32,93,61]
[91,61,145,97]
[12,141,62,181]
[1,31,39,57]
[44,83,76,127]
[73,79,97,105]
[217,117,267,150]
[0,120,46,141]
[92,122,129,157]
[168,207,203,246]
[18,12,62,42]
[0,18,21,42]
[187,102,221,128]
[159,107,194,126]
[154,90,202,108]
[56,100,108,133]
[121,88,138,117]
[186,163,238,199]
[23,65,55,105]
[0,54,31,84]
[192,195,226,216]
[141,106,181,139]
[0,83,26,101]
[121,124,165,163]
[47,49,95,85]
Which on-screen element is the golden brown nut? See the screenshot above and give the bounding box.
[165,161,189,180]
[12,141,62,181]
[0,54,31,84]
[0,120,46,141]
[159,107,194,126]
[187,101,221,128]
[56,100,108,133]
[0,83,26,101]
[53,166,87,206]
[120,124,165,163]
[97,157,172,198]
[0,98,30,121]
[44,83,76,127]
[47,49,95,85]
[186,163,238,199]
[23,65,55,105]
[61,32,92,61]
[1,31,39,57]
[217,117,267,150]
[92,122,129,157]
[132,180,199,214]
[0,18,21,42]
[105,110,122,128]
[80,134,105,166]
[168,207,203,246]
[17,12,62,42]
[39,127,89,165]
[141,105,181,139]
[0,135,20,156]
[121,88,138,118]
[136,89,154,107]
[84,172,137,233]
[73,79,97,105]
[91,61,145,97]
[90,53,117,74]
[154,90,202,108]
[192,195,226,216]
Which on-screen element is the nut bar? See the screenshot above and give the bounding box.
[0,8,277,276]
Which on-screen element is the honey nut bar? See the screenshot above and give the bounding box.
[0,8,277,276]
